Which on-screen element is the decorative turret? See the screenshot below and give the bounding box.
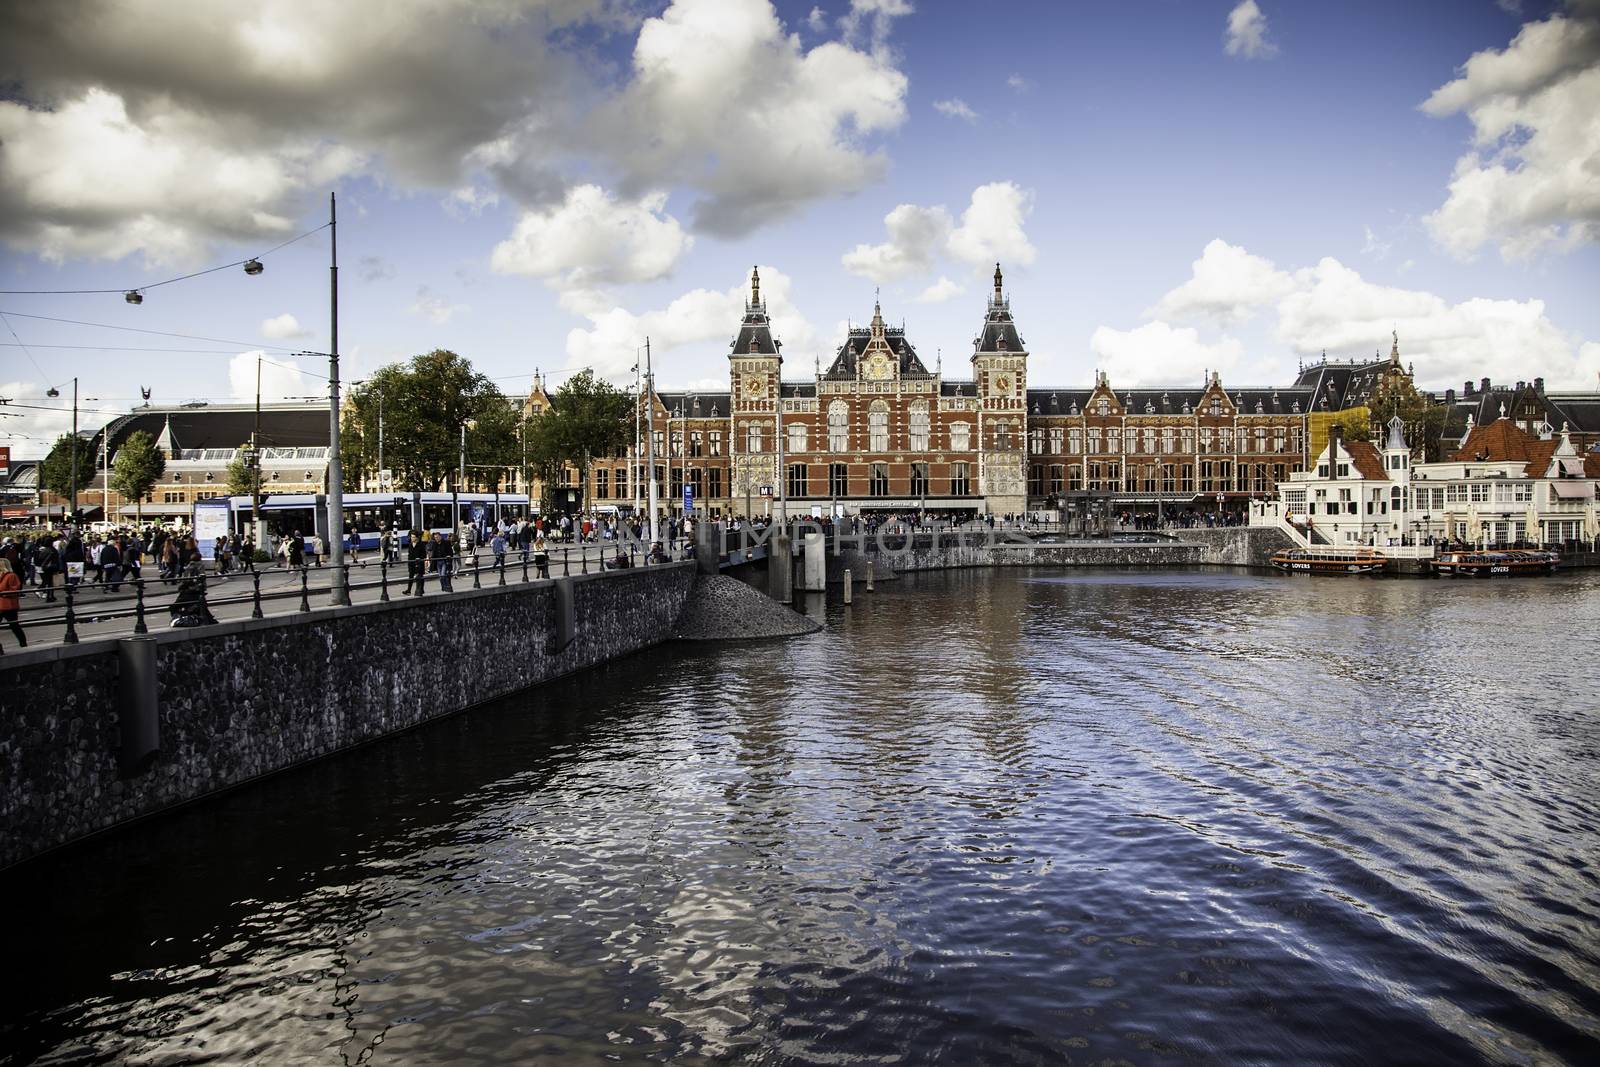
[992,262,1003,306]
[749,265,762,309]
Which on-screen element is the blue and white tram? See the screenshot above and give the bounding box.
[219,491,533,550]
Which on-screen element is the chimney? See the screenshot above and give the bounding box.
[1464,381,1474,396]
[1327,423,1343,476]
[1480,377,1491,393]
[1534,377,1544,393]
[1445,388,1456,403]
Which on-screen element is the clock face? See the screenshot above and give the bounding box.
[994,374,1011,393]
[742,375,763,397]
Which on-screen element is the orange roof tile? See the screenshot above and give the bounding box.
[1453,419,1559,473]
[1343,440,1388,481]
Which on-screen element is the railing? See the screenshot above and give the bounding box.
[1,539,693,654]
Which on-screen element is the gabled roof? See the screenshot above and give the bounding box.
[822,301,930,380]
[1023,387,1313,416]
[1343,440,1388,481]
[1453,418,1560,472]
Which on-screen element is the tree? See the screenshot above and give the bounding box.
[226,444,263,500]
[522,369,631,513]
[341,350,520,492]
[111,429,165,525]
[38,433,96,511]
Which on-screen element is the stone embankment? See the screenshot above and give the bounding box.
[674,575,820,640]
[0,563,697,869]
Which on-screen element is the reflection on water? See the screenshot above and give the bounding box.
[5,568,1600,1065]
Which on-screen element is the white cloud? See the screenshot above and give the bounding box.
[1090,322,1246,387]
[1360,223,1392,260]
[604,0,909,235]
[933,98,978,122]
[409,286,467,324]
[947,181,1037,269]
[807,6,827,32]
[841,203,953,282]
[0,1,596,263]
[1420,10,1600,259]
[259,313,309,340]
[444,183,501,218]
[1147,238,1296,323]
[0,380,124,460]
[1224,0,1278,60]
[1006,73,1030,92]
[227,352,313,403]
[838,0,915,52]
[491,184,691,289]
[1133,237,1600,390]
[914,276,964,303]
[564,266,821,384]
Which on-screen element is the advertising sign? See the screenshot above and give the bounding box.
[683,485,695,514]
[194,500,232,559]
[0,445,9,480]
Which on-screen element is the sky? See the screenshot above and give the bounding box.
[3,0,1599,458]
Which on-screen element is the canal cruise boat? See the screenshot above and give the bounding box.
[1429,548,1560,578]
[1269,547,1388,575]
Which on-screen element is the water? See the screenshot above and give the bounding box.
[5,568,1600,1065]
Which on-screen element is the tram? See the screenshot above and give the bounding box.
[213,491,534,549]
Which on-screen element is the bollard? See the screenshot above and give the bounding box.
[117,637,160,777]
[843,568,853,603]
[865,560,874,592]
[251,572,264,618]
[63,582,79,644]
[299,566,311,612]
[497,556,506,586]
[379,559,389,602]
[473,551,482,589]
[581,549,588,575]
[133,578,149,634]
[563,549,570,576]
[522,550,529,583]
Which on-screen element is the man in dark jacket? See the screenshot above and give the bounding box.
[404,530,427,595]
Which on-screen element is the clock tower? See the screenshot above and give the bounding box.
[973,263,1028,516]
[729,266,780,512]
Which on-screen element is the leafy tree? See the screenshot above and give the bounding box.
[226,444,264,500]
[110,429,165,525]
[38,433,96,507]
[523,369,631,513]
[1371,391,1450,463]
[341,350,520,492]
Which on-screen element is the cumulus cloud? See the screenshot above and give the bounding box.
[914,276,964,303]
[1147,238,1296,323]
[1224,1,1278,60]
[947,181,1037,268]
[1006,73,1030,92]
[409,286,467,324]
[259,312,309,340]
[1136,237,1600,389]
[564,266,821,383]
[1420,9,1600,259]
[0,0,596,263]
[1090,323,1246,387]
[227,351,314,403]
[0,380,124,460]
[933,98,978,122]
[601,0,908,236]
[357,255,394,282]
[841,181,1036,285]
[490,184,691,289]
[841,204,953,282]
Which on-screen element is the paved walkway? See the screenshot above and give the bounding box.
[4,542,686,653]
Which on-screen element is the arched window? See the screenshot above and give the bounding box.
[909,399,930,451]
[869,400,890,452]
[828,400,849,452]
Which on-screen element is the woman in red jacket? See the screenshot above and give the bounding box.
[0,557,26,649]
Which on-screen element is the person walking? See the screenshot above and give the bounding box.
[429,532,454,592]
[490,529,507,575]
[533,534,549,579]
[309,533,323,567]
[288,531,305,570]
[0,557,26,649]
[404,529,426,594]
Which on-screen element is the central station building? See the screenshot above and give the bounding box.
[542,266,1433,521]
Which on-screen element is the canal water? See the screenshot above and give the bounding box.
[5,568,1599,1065]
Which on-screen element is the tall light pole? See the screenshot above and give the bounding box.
[324,191,349,605]
[774,339,785,527]
[45,377,80,526]
[644,337,660,546]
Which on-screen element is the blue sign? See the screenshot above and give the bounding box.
[683,484,695,514]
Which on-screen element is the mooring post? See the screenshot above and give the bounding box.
[865,560,874,592]
[63,581,78,644]
[298,566,311,612]
[379,559,389,603]
[133,578,149,633]
[251,571,264,618]
[843,568,853,604]
[117,636,159,777]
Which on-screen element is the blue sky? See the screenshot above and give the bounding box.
[2,0,1598,456]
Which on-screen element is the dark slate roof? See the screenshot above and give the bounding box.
[972,295,1025,354]
[1542,393,1600,434]
[941,381,977,398]
[657,392,732,418]
[98,404,330,453]
[823,325,932,380]
[730,321,779,356]
[1429,383,1600,443]
[1024,388,1313,416]
[780,382,817,399]
[1290,357,1403,411]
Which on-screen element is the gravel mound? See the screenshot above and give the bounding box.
[674,575,822,641]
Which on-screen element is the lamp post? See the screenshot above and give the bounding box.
[774,339,785,529]
[644,337,660,546]
[294,194,349,603]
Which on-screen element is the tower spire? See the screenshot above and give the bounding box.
[993,262,1003,305]
[750,265,761,307]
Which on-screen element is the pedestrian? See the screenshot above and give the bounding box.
[404,529,426,594]
[491,529,507,572]
[288,531,305,569]
[347,529,361,564]
[33,535,58,602]
[0,557,26,649]
[533,534,549,579]
[99,538,123,593]
[430,532,454,592]
[309,533,323,567]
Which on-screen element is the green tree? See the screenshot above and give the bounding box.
[110,429,165,525]
[226,444,264,500]
[524,369,631,513]
[38,433,96,511]
[341,350,519,492]
[1371,391,1451,462]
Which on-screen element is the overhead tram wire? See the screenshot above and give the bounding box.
[0,309,50,379]
[0,310,302,354]
[0,222,331,296]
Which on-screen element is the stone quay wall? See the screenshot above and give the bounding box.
[0,563,696,870]
[822,526,1292,574]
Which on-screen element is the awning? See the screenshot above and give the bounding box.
[1551,482,1592,499]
